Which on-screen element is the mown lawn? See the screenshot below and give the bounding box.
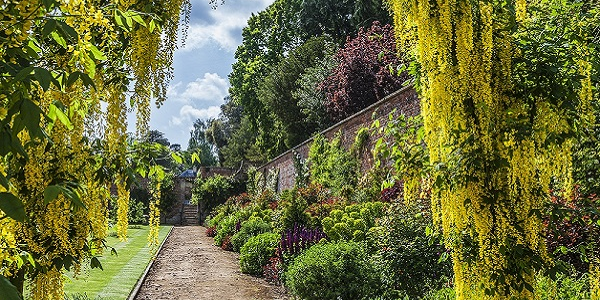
[63,225,172,300]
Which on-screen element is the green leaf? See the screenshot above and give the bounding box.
[66,72,80,87]
[48,103,73,130]
[114,9,131,32]
[20,98,44,139]
[79,73,95,89]
[42,19,57,37]
[87,44,107,61]
[191,152,200,164]
[124,12,134,29]
[131,13,146,26]
[0,275,22,300]
[27,39,42,54]
[56,21,78,41]
[50,31,67,48]
[14,66,34,82]
[61,186,87,210]
[90,257,103,270]
[0,192,26,222]
[83,53,96,78]
[559,245,568,254]
[148,19,156,32]
[19,251,35,267]
[0,172,8,190]
[43,185,62,204]
[44,184,87,210]
[34,68,52,91]
[171,152,183,164]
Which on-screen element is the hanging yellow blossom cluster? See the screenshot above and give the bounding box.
[0,0,189,298]
[106,87,130,240]
[148,181,162,250]
[387,0,597,298]
[15,88,104,300]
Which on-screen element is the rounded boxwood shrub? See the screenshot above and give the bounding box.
[215,213,240,246]
[285,241,382,300]
[239,232,279,275]
[231,216,272,252]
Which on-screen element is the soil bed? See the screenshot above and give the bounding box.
[134,226,288,300]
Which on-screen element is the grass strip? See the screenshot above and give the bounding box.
[64,225,171,300]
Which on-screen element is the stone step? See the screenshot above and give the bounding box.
[181,204,199,226]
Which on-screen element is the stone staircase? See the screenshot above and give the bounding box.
[182,204,199,226]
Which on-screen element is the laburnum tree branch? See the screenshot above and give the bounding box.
[0,0,190,299]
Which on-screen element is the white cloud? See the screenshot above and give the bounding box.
[166,82,183,98]
[181,73,229,101]
[182,0,273,52]
[162,73,228,147]
[170,105,221,126]
[166,73,229,104]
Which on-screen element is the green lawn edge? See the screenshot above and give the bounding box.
[64,225,172,300]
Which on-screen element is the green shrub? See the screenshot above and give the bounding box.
[205,209,226,228]
[535,272,590,300]
[285,241,382,300]
[128,199,147,224]
[376,202,453,299]
[214,213,242,246]
[321,202,386,241]
[308,133,358,198]
[422,288,456,300]
[231,216,272,252]
[277,189,311,231]
[192,175,244,216]
[109,196,147,225]
[239,232,280,275]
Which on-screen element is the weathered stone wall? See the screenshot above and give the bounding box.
[198,166,236,179]
[258,86,420,192]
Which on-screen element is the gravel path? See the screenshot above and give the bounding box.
[134,226,288,300]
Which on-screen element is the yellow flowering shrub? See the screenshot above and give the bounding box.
[387,0,598,298]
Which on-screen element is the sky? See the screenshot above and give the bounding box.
[127,0,274,149]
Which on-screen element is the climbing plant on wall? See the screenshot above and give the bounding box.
[387,0,598,298]
[0,0,189,298]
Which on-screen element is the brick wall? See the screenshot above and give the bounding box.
[258,86,420,191]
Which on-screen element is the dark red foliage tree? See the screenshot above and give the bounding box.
[321,21,409,122]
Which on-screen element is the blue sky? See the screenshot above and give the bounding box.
[128,0,274,148]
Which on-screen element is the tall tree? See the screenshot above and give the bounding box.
[229,0,394,163]
[229,0,303,160]
[188,119,218,166]
[205,96,241,164]
[144,130,171,147]
[259,36,337,148]
[322,22,408,122]
[295,54,337,132]
[299,0,392,43]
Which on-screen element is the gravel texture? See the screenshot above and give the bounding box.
[134,226,288,300]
